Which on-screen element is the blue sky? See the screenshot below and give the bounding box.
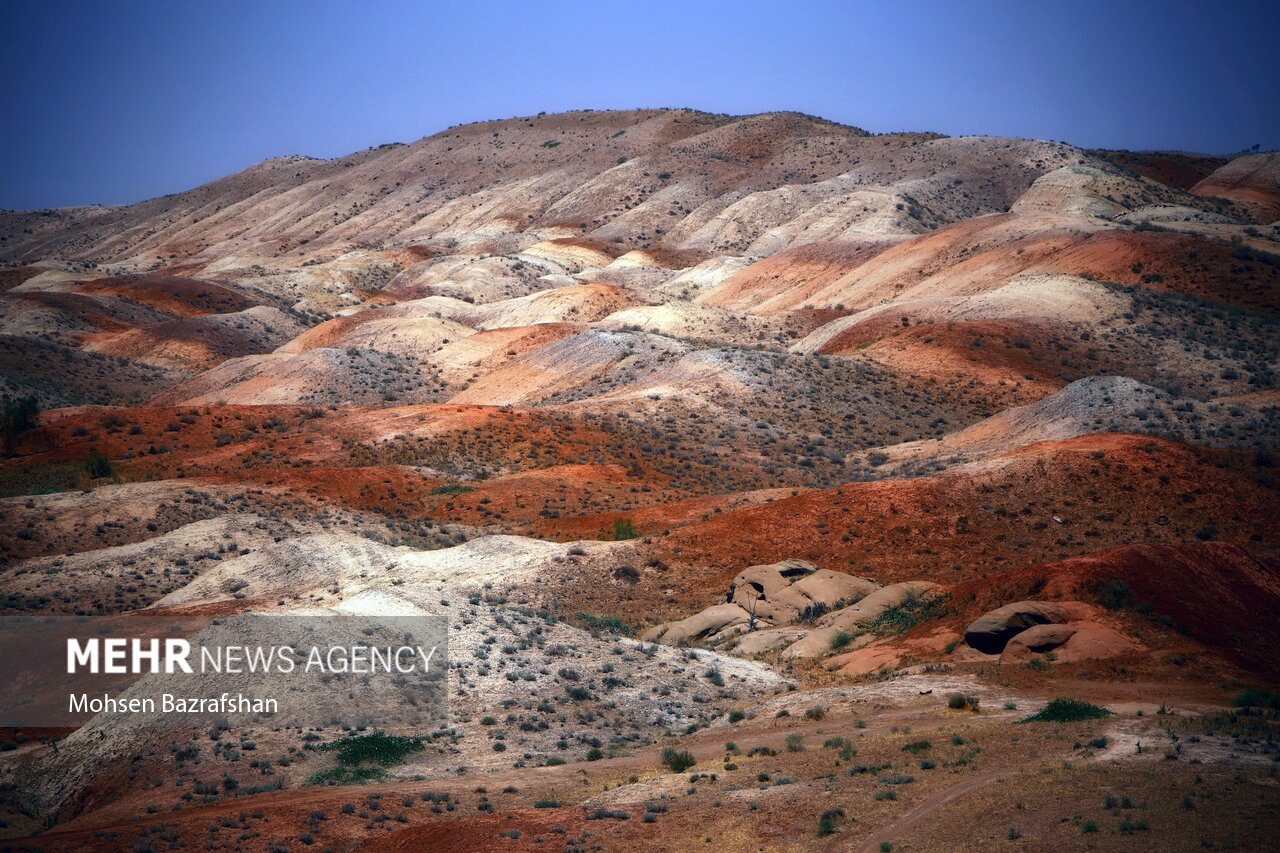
[1,0,1276,209]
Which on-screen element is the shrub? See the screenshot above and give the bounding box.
[610,518,638,540]
[864,593,949,635]
[586,748,604,761]
[317,733,422,767]
[586,808,629,820]
[816,807,844,837]
[830,630,853,651]
[947,694,979,712]
[1233,685,1280,710]
[1022,698,1113,723]
[575,613,632,635]
[1088,577,1133,610]
[429,484,474,496]
[1,395,39,456]
[660,748,695,772]
[85,453,114,479]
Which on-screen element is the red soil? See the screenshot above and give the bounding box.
[946,542,1280,674]
[704,240,888,312]
[1089,150,1230,190]
[0,265,41,292]
[1192,152,1280,215]
[638,434,1277,601]
[77,274,259,316]
[819,318,1066,406]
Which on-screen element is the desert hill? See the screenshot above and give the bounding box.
[1,109,1278,850]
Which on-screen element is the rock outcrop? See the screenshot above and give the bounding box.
[963,600,1075,654]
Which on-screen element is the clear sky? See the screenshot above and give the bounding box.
[1,0,1276,210]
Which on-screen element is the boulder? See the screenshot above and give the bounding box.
[963,600,1074,654]
[827,642,906,676]
[642,558,882,651]
[731,627,807,656]
[1000,624,1077,662]
[1042,623,1144,663]
[728,558,877,625]
[640,603,751,645]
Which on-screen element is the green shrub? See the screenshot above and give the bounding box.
[317,733,423,767]
[1088,577,1133,610]
[816,808,844,837]
[429,483,474,496]
[1233,685,1280,710]
[85,453,114,479]
[660,747,695,772]
[575,613,632,635]
[1,395,39,456]
[610,518,639,540]
[864,593,950,635]
[1022,698,1113,723]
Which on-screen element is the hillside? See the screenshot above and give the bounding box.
[1,108,1278,851]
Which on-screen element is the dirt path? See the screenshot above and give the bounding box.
[855,768,1003,853]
